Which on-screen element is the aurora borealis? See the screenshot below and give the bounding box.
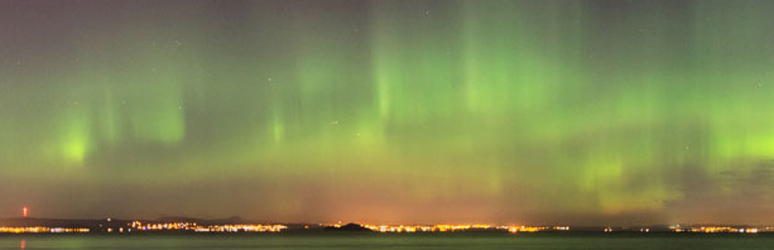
[1,0,774,226]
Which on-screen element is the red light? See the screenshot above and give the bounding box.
[22,207,28,218]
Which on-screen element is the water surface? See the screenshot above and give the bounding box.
[1,233,772,249]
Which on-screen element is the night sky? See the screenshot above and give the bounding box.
[1,0,774,226]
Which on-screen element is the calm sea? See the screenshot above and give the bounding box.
[1,233,773,249]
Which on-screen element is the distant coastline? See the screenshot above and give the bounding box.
[0,217,770,235]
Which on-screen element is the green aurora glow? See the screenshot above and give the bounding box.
[1,0,774,225]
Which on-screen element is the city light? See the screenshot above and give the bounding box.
[0,227,90,234]
[130,221,198,231]
[670,225,760,234]
[339,224,570,234]
[129,221,286,233]
[507,226,551,233]
[193,224,287,233]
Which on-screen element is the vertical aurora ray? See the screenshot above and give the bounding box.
[692,1,774,164]
[370,1,465,125]
[59,101,91,164]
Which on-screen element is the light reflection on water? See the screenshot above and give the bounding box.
[1,234,773,250]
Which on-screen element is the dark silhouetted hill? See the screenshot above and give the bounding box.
[324,223,371,231]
